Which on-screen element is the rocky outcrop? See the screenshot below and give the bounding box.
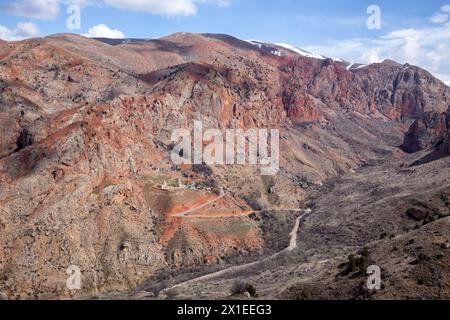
[409,108,450,166]
[401,108,449,153]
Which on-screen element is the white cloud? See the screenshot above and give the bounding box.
[198,0,230,7]
[104,0,195,16]
[1,0,230,19]
[430,13,448,24]
[103,0,230,16]
[429,4,450,23]
[0,22,40,41]
[1,0,60,19]
[304,20,450,85]
[84,24,125,38]
[16,21,40,37]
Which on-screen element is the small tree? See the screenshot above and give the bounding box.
[347,248,370,274]
[348,254,358,272]
[245,284,258,298]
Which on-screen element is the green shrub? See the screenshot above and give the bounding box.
[347,247,370,274]
[245,284,258,298]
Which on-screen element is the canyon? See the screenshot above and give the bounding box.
[0,32,449,299]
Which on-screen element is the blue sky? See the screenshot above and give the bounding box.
[1,0,450,83]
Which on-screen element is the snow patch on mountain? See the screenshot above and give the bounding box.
[354,64,369,69]
[275,42,326,60]
[245,39,389,72]
[246,39,263,48]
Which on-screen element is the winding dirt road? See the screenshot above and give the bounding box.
[172,193,225,218]
[159,208,311,296]
[172,189,305,219]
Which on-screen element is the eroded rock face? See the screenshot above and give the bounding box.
[407,108,450,166]
[401,108,449,153]
[0,33,449,299]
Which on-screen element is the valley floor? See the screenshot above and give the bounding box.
[92,153,450,300]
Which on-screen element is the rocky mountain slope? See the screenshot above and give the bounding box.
[0,33,449,299]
